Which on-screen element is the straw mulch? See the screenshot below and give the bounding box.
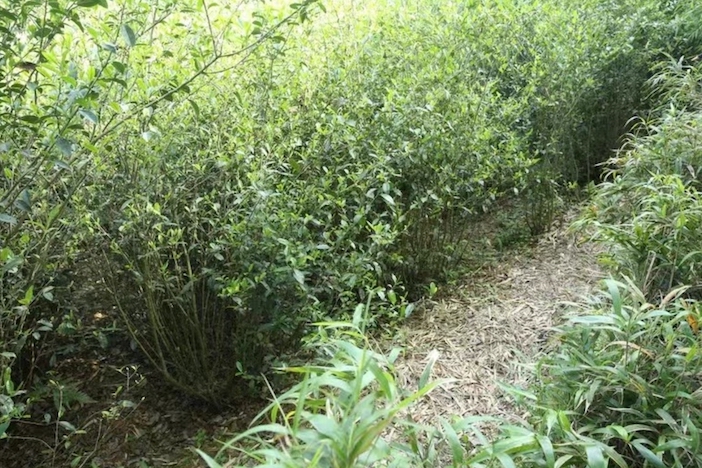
[394,218,604,426]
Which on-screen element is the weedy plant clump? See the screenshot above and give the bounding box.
[579,61,702,299]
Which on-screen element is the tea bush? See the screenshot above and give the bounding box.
[0,0,151,438]
[2,0,701,451]
[0,0,321,442]
[92,0,702,405]
[192,3,702,463]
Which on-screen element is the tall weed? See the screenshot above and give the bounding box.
[580,63,702,298]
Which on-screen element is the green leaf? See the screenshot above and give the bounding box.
[654,408,678,430]
[120,24,136,47]
[440,418,465,464]
[77,0,108,7]
[19,115,40,124]
[555,455,574,468]
[585,445,606,468]
[308,413,339,438]
[195,449,221,468]
[606,279,622,316]
[0,213,16,225]
[496,453,518,468]
[19,286,34,306]
[684,415,699,452]
[14,189,31,212]
[418,349,438,388]
[352,303,365,328]
[0,420,9,438]
[631,441,665,468]
[111,61,126,73]
[293,269,305,286]
[54,160,71,171]
[497,381,537,401]
[79,109,98,124]
[404,303,416,318]
[59,421,77,432]
[56,138,73,156]
[188,99,200,116]
[536,435,555,468]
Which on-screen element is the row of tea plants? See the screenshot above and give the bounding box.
[196,4,702,468]
[1,0,700,464]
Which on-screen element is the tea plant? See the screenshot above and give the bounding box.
[0,0,321,445]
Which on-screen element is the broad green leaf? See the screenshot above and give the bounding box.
[536,435,555,468]
[0,213,16,225]
[111,61,126,73]
[307,413,338,438]
[585,445,606,468]
[79,109,98,124]
[120,24,136,47]
[293,269,305,286]
[606,279,622,316]
[496,453,518,468]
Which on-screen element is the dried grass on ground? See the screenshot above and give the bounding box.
[394,212,603,426]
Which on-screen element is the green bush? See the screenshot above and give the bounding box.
[3,0,697,421]
[76,0,697,404]
[0,0,127,438]
[0,0,322,438]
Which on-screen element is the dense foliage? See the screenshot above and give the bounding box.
[198,2,702,468]
[581,61,702,299]
[0,0,701,465]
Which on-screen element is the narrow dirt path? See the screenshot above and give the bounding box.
[395,213,603,424]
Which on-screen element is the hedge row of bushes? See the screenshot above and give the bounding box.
[82,0,698,404]
[198,14,702,468]
[1,0,700,445]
